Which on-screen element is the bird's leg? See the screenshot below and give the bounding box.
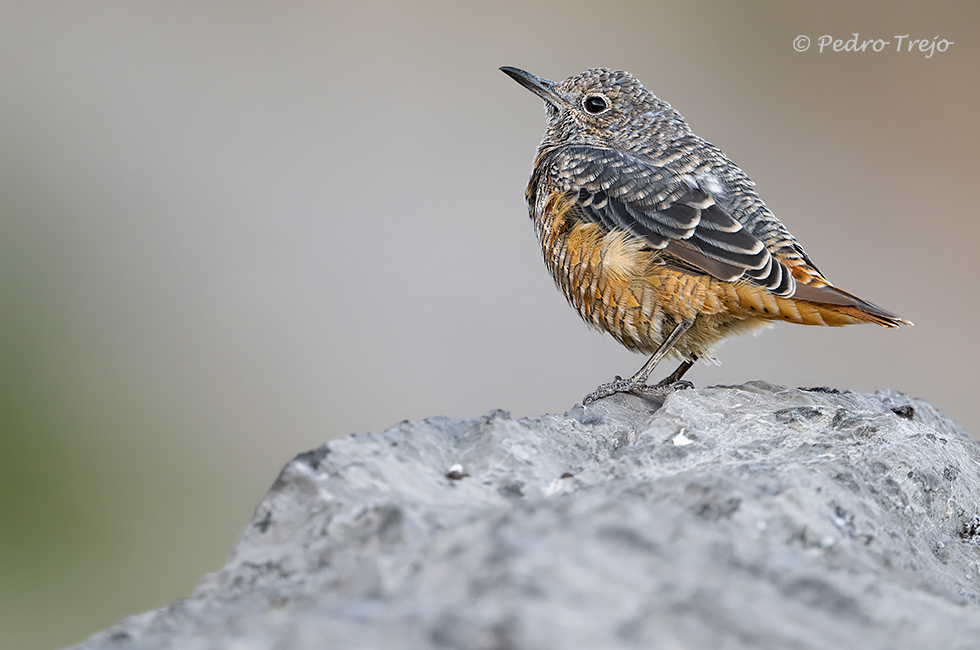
[628,320,694,385]
[658,355,697,389]
[583,319,695,404]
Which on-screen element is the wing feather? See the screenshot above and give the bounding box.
[544,145,794,295]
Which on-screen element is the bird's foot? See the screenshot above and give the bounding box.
[583,376,694,404]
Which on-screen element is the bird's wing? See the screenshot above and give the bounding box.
[542,145,794,295]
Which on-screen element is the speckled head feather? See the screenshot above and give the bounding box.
[501,66,689,151]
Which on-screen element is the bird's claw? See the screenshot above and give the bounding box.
[583,377,694,404]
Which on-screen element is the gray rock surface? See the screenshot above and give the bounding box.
[71,382,980,650]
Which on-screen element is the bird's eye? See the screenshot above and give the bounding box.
[583,95,608,114]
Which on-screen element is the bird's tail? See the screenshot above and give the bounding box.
[720,280,911,328]
[790,282,912,328]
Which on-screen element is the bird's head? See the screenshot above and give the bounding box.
[501,66,687,152]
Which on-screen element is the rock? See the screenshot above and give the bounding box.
[69,382,980,650]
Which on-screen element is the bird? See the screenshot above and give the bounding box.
[500,66,911,404]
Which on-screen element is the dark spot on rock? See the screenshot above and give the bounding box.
[254,510,273,533]
[497,482,524,498]
[240,560,291,584]
[958,516,980,540]
[481,409,512,423]
[879,476,904,500]
[446,469,469,480]
[694,497,742,521]
[598,525,659,553]
[890,405,915,419]
[773,406,824,423]
[270,595,290,609]
[376,506,404,545]
[907,471,914,478]
[782,577,865,620]
[109,631,132,642]
[561,472,574,479]
[831,408,865,430]
[294,445,330,471]
[943,465,959,482]
[831,504,859,537]
[833,471,861,493]
[271,445,332,490]
[852,424,880,438]
[685,483,742,520]
[801,386,840,394]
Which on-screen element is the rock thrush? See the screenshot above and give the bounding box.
[501,66,910,403]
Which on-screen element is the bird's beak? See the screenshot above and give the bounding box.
[500,66,564,108]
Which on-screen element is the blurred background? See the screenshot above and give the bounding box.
[1,2,976,648]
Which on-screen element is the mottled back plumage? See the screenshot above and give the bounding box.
[501,66,910,402]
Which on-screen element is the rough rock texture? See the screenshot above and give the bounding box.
[71,383,980,650]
